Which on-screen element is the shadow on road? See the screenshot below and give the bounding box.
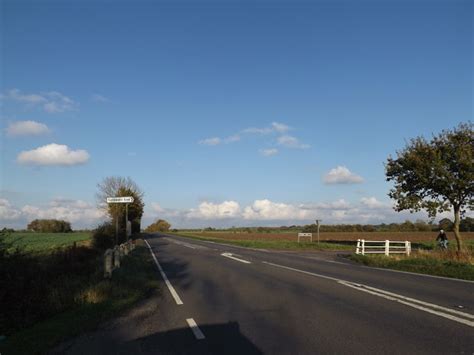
[130,321,262,355]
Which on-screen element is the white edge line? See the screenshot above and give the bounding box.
[186,318,205,340]
[221,252,251,264]
[144,239,184,305]
[338,281,474,328]
[262,260,474,328]
[362,265,474,284]
[341,281,474,320]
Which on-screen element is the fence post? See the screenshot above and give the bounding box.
[385,240,390,256]
[356,239,360,254]
[405,241,411,256]
[113,246,121,268]
[104,249,113,278]
[362,239,365,255]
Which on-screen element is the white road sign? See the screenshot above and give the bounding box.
[107,196,134,203]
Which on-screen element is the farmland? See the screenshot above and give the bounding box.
[177,231,474,243]
[2,231,91,253]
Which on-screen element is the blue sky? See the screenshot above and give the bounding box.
[1,0,472,228]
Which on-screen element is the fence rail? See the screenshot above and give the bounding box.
[356,239,411,256]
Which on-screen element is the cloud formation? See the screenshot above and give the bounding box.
[277,135,310,149]
[6,120,50,136]
[323,166,364,184]
[17,143,90,166]
[2,89,78,113]
[198,121,309,154]
[0,198,106,229]
[259,148,278,157]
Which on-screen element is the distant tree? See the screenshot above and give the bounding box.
[96,176,145,236]
[145,219,171,233]
[27,219,72,233]
[438,218,454,232]
[386,122,473,251]
[459,217,474,232]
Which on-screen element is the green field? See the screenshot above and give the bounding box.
[2,232,91,253]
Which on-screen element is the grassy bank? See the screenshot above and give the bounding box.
[349,251,474,281]
[169,232,352,251]
[3,231,92,253]
[0,239,159,355]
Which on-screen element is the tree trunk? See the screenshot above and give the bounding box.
[453,205,463,252]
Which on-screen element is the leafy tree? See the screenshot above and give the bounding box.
[145,219,171,232]
[96,177,145,237]
[27,219,72,233]
[386,122,473,251]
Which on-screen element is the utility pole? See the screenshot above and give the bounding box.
[315,219,322,244]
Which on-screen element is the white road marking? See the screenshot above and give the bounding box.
[144,239,184,305]
[221,252,251,264]
[262,261,474,328]
[363,265,474,284]
[338,281,474,328]
[186,318,205,340]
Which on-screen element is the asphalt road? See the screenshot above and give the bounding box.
[57,233,474,355]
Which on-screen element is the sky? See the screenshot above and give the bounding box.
[0,0,472,229]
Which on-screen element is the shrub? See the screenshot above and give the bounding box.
[92,222,116,250]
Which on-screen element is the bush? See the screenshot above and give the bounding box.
[92,222,116,250]
[27,219,72,233]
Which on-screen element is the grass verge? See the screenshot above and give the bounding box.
[348,252,474,281]
[0,239,159,355]
[168,232,353,251]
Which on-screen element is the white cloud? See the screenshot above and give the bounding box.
[243,199,313,220]
[2,89,78,113]
[0,198,22,220]
[259,148,278,157]
[224,135,241,143]
[0,198,106,229]
[91,94,109,103]
[360,197,386,209]
[277,135,310,149]
[243,121,290,135]
[17,143,90,166]
[188,201,241,219]
[6,120,50,136]
[199,137,222,146]
[324,166,364,184]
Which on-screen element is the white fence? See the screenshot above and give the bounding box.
[356,239,411,256]
[298,233,312,243]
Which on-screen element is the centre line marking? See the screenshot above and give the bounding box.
[221,252,251,264]
[262,261,474,328]
[186,318,206,340]
[144,239,184,305]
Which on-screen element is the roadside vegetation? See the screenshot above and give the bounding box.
[0,230,158,355]
[0,176,154,354]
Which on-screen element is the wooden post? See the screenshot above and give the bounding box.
[385,240,390,256]
[104,249,113,278]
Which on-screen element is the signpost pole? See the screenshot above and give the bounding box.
[315,219,322,245]
[115,213,119,246]
[106,197,135,246]
[125,203,129,241]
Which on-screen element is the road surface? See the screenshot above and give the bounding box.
[56,233,474,354]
